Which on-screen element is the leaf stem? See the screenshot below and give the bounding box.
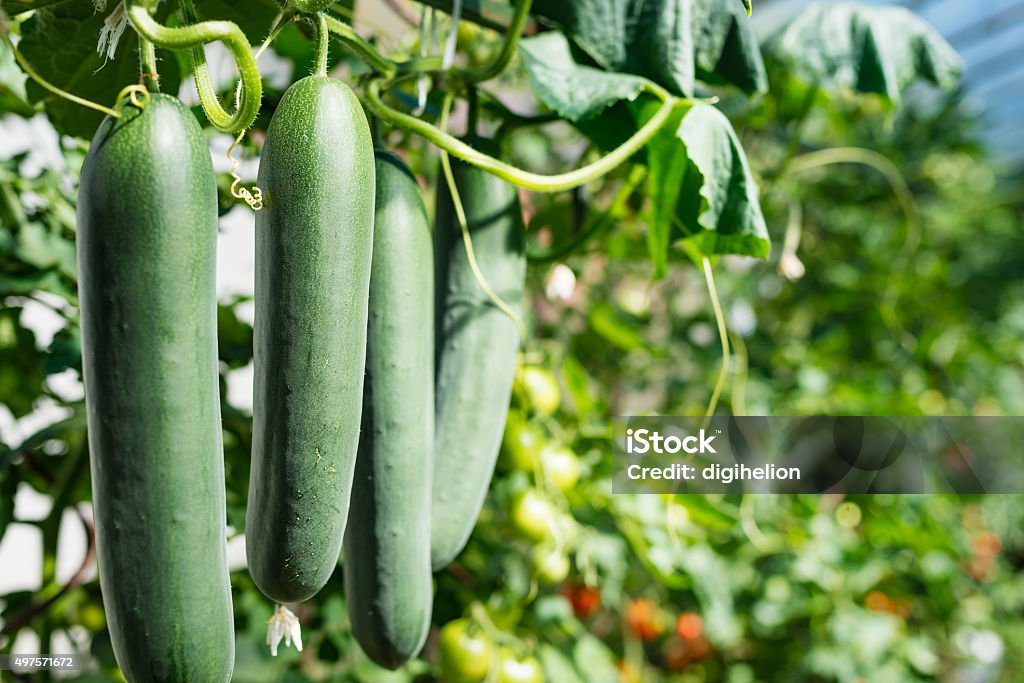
[702,257,730,427]
[367,77,678,192]
[528,165,646,262]
[323,14,398,77]
[127,0,263,133]
[456,0,532,84]
[438,92,528,341]
[785,146,920,349]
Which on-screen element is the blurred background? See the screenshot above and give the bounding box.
[1,0,1023,681]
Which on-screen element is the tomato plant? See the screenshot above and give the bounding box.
[438,619,494,683]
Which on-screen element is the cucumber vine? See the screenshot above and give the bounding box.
[4,0,680,193]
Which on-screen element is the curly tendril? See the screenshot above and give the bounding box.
[126,1,263,134]
[114,84,150,113]
[227,131,264,211]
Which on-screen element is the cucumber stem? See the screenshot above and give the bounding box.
[312,13,329,77]
[127,0,262,133]
[138,35,159,92]
[367,76,679,192]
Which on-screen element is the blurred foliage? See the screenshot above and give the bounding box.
[1,2,1023,683]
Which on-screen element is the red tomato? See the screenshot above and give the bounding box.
[625,599,662,642]
[675,611,703,641]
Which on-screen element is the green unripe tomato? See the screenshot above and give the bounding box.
[541,444,581,491]
[438,619,494,683]
[496,648,544,683]
[531,547,570,586]
[500,413,545,471]
[514,366,561,417]
[509,490,556,542]
[277,0,334,12]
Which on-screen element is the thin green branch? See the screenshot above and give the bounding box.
[702,257,730,427]
[786,146,921,349]
[323,14,398,77]
[367,77,678,192]
[528,165,646,262]
[127,1,263,133]
[457,0,532,83]
[0,30,119,118]
[438,92,528,341]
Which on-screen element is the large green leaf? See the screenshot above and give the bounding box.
[641,99,769,273]
[18,0,181,139]
[416,0,764,94]
[0,307,47,417]
[0,0,73,15]
[520,32,768,270]
[519,31,650,122]
[529,0,766,96]
[765,2,962,103]
[195,0,282,45]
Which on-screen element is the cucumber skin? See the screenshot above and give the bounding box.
[77,94,233,683]
[431,145,526,570]
[343,152,434,669]
[247,75,375,603]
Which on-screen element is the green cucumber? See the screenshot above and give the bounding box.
[343,151,433,669]
[77,93,233,682]
[247,75,375,603]
[432,141,526,570]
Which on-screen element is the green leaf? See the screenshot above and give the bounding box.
[765,3,962,103]
[572,634,619,682]
[18,0,182,139]
[538,644,585,683]
[529,0,766,96]
[0,0,73,15]
[0,449,16,543]
[0,43,33,117]
[641,99,769,271]
[194,0,281,45]
[519,32,650,122]
[589,303,648,351]
[0,307,46,417]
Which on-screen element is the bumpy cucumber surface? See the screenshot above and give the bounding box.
[247,75,375,603]
[343,152,434,669]
[432,141,526,570]
[77,93,233,683]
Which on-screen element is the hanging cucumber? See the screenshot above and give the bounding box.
[247,75,375,603]
[77,92,233,683]
[343,151,434,669]
[432,140,526,570]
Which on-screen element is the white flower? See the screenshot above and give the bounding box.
[266,604,303,657]
[96,3,129,63]
[778,252,806,281]
[544,264,576,303]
